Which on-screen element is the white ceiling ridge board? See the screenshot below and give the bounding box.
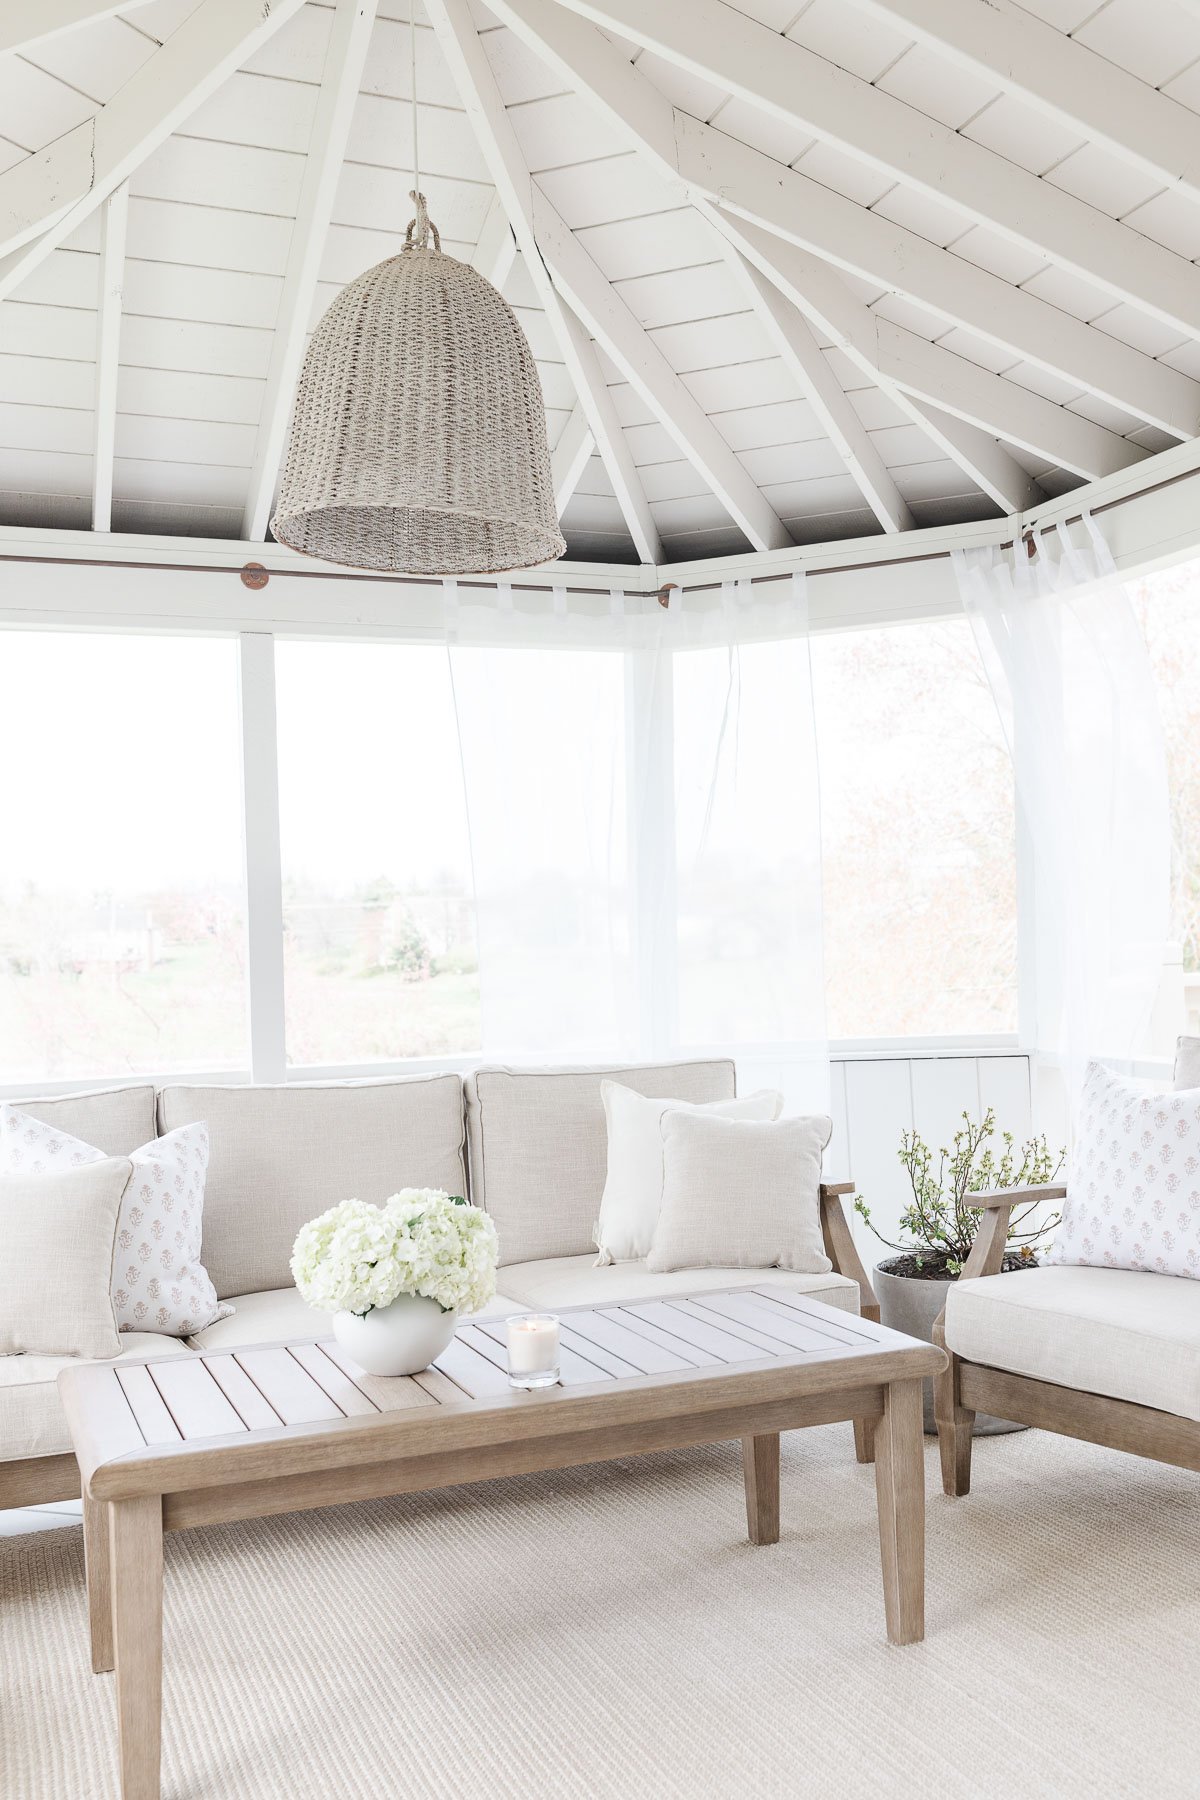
[850,0,1200,211]
[91,182,128,534]
[549,0,1200,340]
[551,403,594,511]
[0,0,130,55]
[423,0,665,562]
[483,0,1200,439]
[0,0,311,305]
[532,192,792,550]
[720,242,914,533]
[241,0,382,543]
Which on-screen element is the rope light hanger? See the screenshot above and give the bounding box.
[271,0,564,576]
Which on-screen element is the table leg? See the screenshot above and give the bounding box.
[873,1378,925,1645]
[109,1496,163,1800]
[742,1433,780,1545]
[853,1418,876,1464]
[82,1492,113,1673]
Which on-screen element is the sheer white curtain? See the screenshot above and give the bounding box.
[952,514,1170,1106]
[444,574,827,1112]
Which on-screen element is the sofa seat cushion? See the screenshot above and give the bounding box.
[0,1333,191,1464]
[944,1265,1200,1421]
[498,1255,860,1315]
[188,1285,526,1352]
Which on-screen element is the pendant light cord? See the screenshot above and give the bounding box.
[408,0,425,244]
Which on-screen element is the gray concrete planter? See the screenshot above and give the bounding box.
[874,1260,1025,1437]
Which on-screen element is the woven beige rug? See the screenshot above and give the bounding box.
[3,1425,1196,1800]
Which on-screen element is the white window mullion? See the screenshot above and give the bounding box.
[624,632,678,1057]
[238,631,287,1082]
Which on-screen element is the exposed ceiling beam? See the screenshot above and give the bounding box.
[0,0,308,306]
[0,1,129,56]
[723,246,914,533]
[550,0,1200,343]
[486,0,1200,441]
[533,193,791,552]
[905,398,1040,515]
[425,0,664,563]
[471,192,517,291]
[243,0,380,543]
[551,404,594,514]
[91,182,127,533]
[717,212,1146,482]
[850,0,1200,211]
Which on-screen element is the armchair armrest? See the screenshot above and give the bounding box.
[818,1183,879,1322]
[959,1184,1066,1280]
[967,1184,1067,1211]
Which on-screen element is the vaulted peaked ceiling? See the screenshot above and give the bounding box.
[3,0,1200,566]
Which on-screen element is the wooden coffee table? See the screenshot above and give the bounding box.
[59,1288,944,1800]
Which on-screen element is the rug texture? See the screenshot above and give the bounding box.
[2,1424,1197,1800]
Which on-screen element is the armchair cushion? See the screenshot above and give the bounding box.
[944,1265,1200,1421]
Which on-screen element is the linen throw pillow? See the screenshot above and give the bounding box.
[646,1111,832,1275]
[593,1080,783,1264]
[1052,1061,1200,1279]
[0,1159,132,1358]
[0,1107,232,1335]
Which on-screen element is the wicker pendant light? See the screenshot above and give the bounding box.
[271,192,566,575]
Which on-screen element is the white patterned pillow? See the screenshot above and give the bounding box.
[1052,1062,1200,1280]
[0,1107,233,1335]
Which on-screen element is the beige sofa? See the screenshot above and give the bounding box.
[1,1059,872,1509]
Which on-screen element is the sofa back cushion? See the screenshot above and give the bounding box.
[2,1084,157,1156]
[1175,1036,1200,1089]
[159,1075,468,1300]
[466,1060,736,1266]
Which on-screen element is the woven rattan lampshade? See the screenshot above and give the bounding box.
[272,197,566,576]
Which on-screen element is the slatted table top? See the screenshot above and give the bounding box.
[59,1289,942,1505]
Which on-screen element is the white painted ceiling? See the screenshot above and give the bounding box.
[3,0,1200,565]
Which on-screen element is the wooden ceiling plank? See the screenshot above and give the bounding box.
[853,0,1200,212]
[425,0,665,563]
[723,246,915,532]
[0,0,310,304]
[486,0,1200,440]
[550,0,1200,341]
[0,0,130,57]
[551,402,594,512]
[242,0,381,543]
[91,181,128,533]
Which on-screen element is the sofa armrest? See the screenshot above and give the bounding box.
[957,1184,1066,1281]
[819,1183,879,1322]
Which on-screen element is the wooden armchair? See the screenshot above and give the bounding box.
[933,1183,1200,1495]
[820,1181,881,1464]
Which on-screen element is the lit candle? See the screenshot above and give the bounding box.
[507,1313,560,1389]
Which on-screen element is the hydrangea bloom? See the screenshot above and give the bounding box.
[291,1190,498,1318]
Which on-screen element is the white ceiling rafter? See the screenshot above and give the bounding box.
[722,247,914,533]
[0,0,309,307]
[551,0,1200,341]
[904,399,1039,515]
[91,182,128,535]
[471,193,518,291]
[551,405,594,515]
[851,0,1200,211]
[486,0,1200,441]
[243,0,382,544]
[0,0,130,57]
[531,194,792,553]
[715,212,1146,482]
[425,0,663,562]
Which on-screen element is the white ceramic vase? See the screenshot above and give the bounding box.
[331,1292,458,1376]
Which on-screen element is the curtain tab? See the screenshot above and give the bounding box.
[552,584,568,620]
[497,582,515,615]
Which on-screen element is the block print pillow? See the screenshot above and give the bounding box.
[1052,1061,1200,1280]
[0,1107,232,1336]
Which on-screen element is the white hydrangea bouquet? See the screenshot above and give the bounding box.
[291,1190,499,1376]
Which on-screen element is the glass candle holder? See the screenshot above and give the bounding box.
[506,1313,560,1389]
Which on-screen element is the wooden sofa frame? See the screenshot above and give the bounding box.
[933,1184,1200,1492]
[0,1184,882,1513]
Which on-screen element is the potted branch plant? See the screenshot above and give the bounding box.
[855,1109,1064,1435]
